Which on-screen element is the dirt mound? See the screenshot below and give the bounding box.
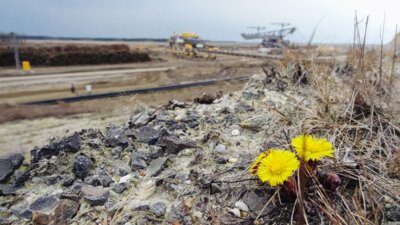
[0,44,150,67]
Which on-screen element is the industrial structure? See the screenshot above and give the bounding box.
[169,32,215,60]
[169,32,205,49]
[241,23,296,48]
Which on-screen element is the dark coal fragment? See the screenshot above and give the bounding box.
[0,153,24,182]
[157,136,196,155]
[61,175,75,187]
[131,151,148,170]
[150,202,166,217]
[194,91,222,104]
[104,126,129,148]
[62,132,81,153]
[135,126,159,145]
[81,185,110,206]
[146,157,168,177]
[29,196,58,211]
[13,169,31,187]
[112,182,126,193]
[72,154,93,179]
[0,184,19,196]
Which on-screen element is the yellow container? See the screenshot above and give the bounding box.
[22,61,31,71]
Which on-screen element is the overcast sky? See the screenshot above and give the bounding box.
[0,0,398,44]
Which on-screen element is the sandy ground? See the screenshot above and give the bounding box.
[0,67,176,89]
[0,40,266,156]
[0,80,246,156]
[0,46,265,103]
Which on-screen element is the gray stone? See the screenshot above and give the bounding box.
[81,185,110,206]
[242,88,263,100]
[129,111,154,128]
[70,180,83,194]
[242,190,268,213]
[111,146,123,158]
[88,138,102,149]
[235,102,254,113]
[132,202,150,211]
[112,183,126,193]
[84,175,102,186]
[135,126,159,145]
[72,154,93,179]
[115,213,132,225]
[157,136,196,154]
[104,126,129,148]
[99,173,114,187]
[210,183,221,194]
[118,163,131,176]
[131,151,148,170]
[214,144,226,154]
[44,175,63,185]
[0,153,24,182]
[62,175,75,187]
[32,133,81,162]
[150,201,166,217]
[148,146,163,159]
[0,184,19,196]
[63,132,81,153]
[29,196,58,212]
[60,190,81,202]
[146,157,168,177]
[11,207,32,219]
[215,157,227,164]
[13,169,31,187]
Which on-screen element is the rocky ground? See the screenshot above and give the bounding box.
[0,61,399,225]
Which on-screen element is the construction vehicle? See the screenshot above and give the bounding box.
[241,23,296,48]
[169,32,216,60]
[169,32,205,49]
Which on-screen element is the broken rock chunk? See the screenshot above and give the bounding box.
[81,185,110,206]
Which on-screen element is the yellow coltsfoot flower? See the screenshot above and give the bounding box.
[249,151,269,176]
[291,135,334,161]
[256,149,300,187]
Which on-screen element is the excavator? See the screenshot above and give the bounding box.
[241,23,296,48]
[169,32,216,60]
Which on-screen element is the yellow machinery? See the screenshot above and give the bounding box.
[169,32,216,60]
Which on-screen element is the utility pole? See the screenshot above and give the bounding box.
[11,32,21,71]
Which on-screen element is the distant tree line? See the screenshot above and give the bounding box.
[0,32,167,43]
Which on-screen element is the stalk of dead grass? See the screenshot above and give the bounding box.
[278,13,399,225]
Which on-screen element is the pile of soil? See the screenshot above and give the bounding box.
[0,44,150,67]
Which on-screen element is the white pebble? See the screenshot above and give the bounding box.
[234,201,249,212]
[119,174,132,183]
[231,129,240,136]
[228,158,238,163]
[215,144,226,153]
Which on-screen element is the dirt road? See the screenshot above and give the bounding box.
[0,67,176,88]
